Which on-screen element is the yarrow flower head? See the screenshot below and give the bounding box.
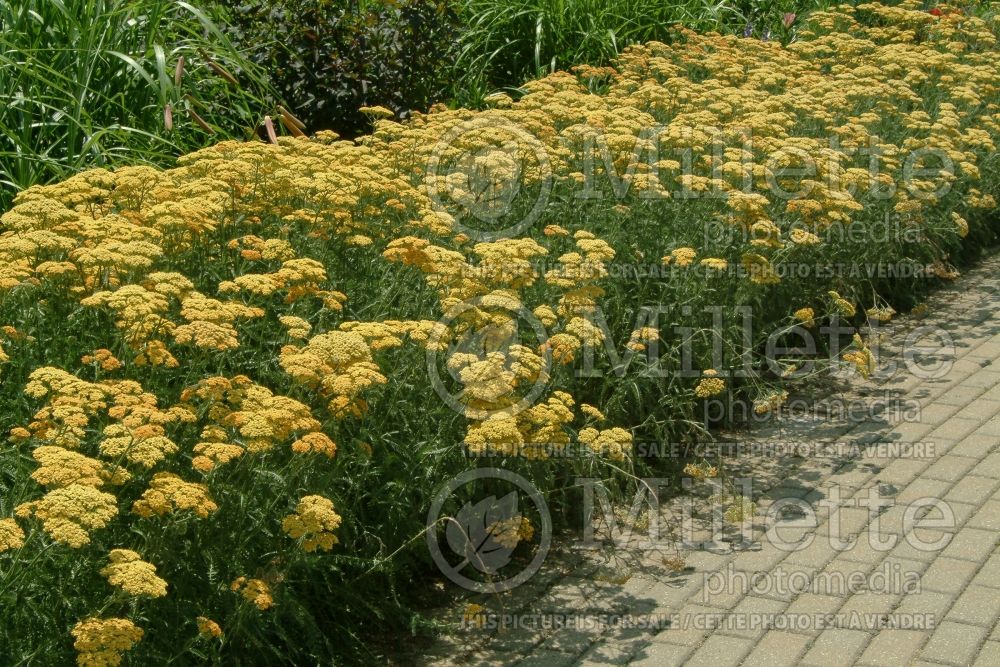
[132,473,217,519]
[231,577,274,610]
[626,327,659,352]
[462,603,488,628]
[16,484,118,548]
[282,495,343,552]
[828,291,856,318]
[683,462,719,480]
[723,497,757,523]
[196,616,223,639]
[81,349,122,372]
[578,427,632,461]
[31,446,129,489]
[753,390,789,416]
[100,549,168,597]
[290,432,337,457]
[793,307,815,327]
[694,371,726,398]
[663,247,697,267]
[699,257,728,271]
[71,617,143,667]
[487,516,534,549]
[0,518,25,552]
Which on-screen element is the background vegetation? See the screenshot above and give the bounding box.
[0,0,278,210]
[214,0,459,138]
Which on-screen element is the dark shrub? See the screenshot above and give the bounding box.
[217,0,459,137]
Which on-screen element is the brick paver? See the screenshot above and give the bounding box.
[425,256,1000,665]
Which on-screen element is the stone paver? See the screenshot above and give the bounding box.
[858,629,926,666]
[742,631,810,667]
[921,621,988,666]
[425,256,1000,666]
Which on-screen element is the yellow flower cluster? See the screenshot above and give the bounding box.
[579,426,633,461]
[462,603,488,628]
[487,516,535,549]
[196,616,223,639]
[723,497,757,524]
[132,473,218,519]
[280,331,387,418]
[683,462,719,480]
[464,391,585,458]
[231,576,274,610]
[31,446,129,488]
[71,618,144,667]
[663,247,697,267]
[100,549,168,597]
[281,495,343,552]
[15,484,118,548]
[626,327,660,353]
[753,390,790,416]
[81,349,122,372]
[291,432,338,458]
[179,375,327,459]
[694,370,726,398]
[0,517,25,552]
[828,291,857,318]
[842,334,877,378]
[793,308,816,327]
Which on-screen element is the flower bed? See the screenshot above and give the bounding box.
[0,1,998,663]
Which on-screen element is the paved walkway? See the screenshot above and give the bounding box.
[426,254,1000,667]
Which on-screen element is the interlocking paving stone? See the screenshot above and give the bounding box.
[858,629,928,666]
[971,552,1000,589]
[577,641,632,666]
[926,417,984,442]
[890,532,951,562]
[649,604,717,647]
[945,586,1000,627]
[627,641,692,666]
[933,386,989,407]
[941,528,1000,563]
[920,557,981,594]
[972,641,1000,667]
[952,399,1000,423]
[895,589,960,620]
[896,478,953,505]
[944,476,1000,506]
[920,621,989,666]
[783,534,840,568]
[740,630,811,667]
[836,589,903,622]
[972,453,1000,479]
[922,454,980,482]
[515,649,578,667]
[722,596,789,640]
[975,412,1000,432]
[876,458,934,487]
[801,628,870,666]
[683,633,754,667]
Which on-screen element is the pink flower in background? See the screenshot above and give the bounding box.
[783,13,796,29]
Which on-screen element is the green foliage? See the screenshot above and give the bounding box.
[0,0,277,209]
[214,0,460,137]
[449,0,817,105]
